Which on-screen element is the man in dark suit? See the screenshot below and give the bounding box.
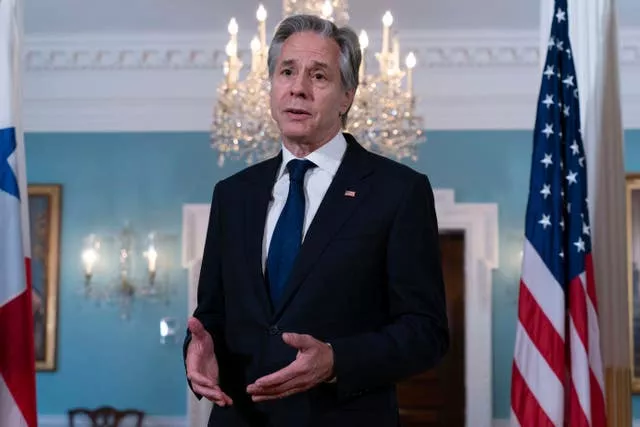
[184,13,449,427]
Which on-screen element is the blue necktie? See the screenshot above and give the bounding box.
[266,159,316,307]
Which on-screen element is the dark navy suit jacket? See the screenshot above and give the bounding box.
[184,133,449,427]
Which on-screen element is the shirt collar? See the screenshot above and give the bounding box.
[277,131,347,179]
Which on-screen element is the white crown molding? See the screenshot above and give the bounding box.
[21,29,640,132]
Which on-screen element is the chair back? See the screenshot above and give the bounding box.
[68,406,145,427]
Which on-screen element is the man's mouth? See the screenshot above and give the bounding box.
[284,108,311,116]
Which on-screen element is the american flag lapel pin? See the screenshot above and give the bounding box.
[344,190,356,198]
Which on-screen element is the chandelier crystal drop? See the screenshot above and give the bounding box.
[211,0,426,166]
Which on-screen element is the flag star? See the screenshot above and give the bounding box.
[566,49,572,59]
[574,237,586,252]
[540,184,551,199]
[556,41,564,52]
[566,171,578,185]
[539,214,552,229]
[541,153,553,168]
[570,140,580,155]
[542,94,554,108]
[579,156,585,167]
[548,37,556,50]
[563,75,575,87]
[542,123,554,138]
[563,105,570,117]
[544,65,555,79]
[583,222,590,236]
[559,250,564,258]
[559,218,565,230]
[556,8,567,22]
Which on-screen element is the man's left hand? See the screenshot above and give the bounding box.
[246,332,334,402]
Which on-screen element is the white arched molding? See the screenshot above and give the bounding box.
[182,189,499,427]
[433,189,498,427]
[181,204,213,427]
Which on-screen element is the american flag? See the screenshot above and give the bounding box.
[510,0,607,426]
[0,0,38,426]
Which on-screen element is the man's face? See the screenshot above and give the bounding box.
[270,31,354,148]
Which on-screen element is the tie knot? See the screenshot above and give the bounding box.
[286,159,316,182]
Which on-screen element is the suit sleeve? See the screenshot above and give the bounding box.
[328,173,449,399]
[183,182,227,398]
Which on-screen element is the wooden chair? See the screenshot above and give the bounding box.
[67,406,145,427]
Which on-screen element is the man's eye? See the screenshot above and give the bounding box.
[281,69,292,75]
[314,74,326,80]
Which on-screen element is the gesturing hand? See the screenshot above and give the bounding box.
[246,332,334,402]
[186,317,233,407]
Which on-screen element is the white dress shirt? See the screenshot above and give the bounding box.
[262,132,347,272]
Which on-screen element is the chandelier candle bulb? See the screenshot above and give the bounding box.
[381,11,393,62]
[256,5,267,48]
[392,36,399,74]
[405,51,416,95]
[358,30,368,82]
[321,0,333,19]
[250,36,261,73]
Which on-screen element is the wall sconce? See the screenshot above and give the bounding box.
[80,223,176,319]
[160,317,179,345]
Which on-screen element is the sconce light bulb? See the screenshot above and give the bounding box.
[82,248,98,274]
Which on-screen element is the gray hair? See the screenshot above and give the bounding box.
[267,14,361,128]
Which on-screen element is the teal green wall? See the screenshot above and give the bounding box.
[27,129,640,419]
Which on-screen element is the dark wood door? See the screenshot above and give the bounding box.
[396,231,465,427]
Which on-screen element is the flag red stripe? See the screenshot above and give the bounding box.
[584,254,599,313]
[518,279,565,380]
[590,369,607,426]
[0,260,37,427]
[511,362,556,427]
[568,275,589,353]
[567,379,590,427]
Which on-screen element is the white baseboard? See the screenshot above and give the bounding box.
[38,414,186,427]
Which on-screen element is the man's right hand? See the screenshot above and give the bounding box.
[186,317,233,406]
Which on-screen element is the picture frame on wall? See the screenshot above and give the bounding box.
[28,184,61,371]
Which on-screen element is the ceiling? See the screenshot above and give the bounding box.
[24,0,640,36]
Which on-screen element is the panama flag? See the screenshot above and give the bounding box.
[0,0,38,426]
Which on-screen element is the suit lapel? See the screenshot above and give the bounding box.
[273,135,374,318]
[244,153,282,318]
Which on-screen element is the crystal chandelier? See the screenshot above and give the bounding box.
[211,0,426,166]
[80,224,175,319]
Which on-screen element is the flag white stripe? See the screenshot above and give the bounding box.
[0,191,25,307]
[583,274,605,392]
[569,315,591,423]
[521,239,566,338]
[510,409,522,427]
[0,376,28,427]
[513,321,564,425]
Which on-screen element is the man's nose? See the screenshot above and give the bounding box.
[290,74,310,97]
